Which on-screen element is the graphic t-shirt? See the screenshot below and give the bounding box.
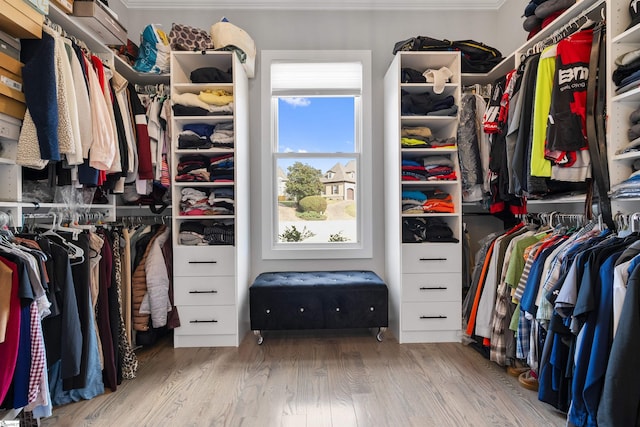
[545,29,594,167]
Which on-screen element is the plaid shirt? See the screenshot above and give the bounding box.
[516,307,531,360]
[490,281,513,366]
[28,301,46,404]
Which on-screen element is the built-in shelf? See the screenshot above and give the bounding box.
[613,22,640,44]
[48,3,170,85]
[527,194,587,204]
[461,0,605,85]
[113,55,170,85]
[613,151,640,161]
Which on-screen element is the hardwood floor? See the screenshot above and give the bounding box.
[41,330,566,427]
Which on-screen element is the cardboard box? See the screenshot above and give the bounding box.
[24,0,49,15]
[0,30,20,61]
[51,0,73,14]
[0,111,22,141]
[0,0,43,39]
[0,51,23,78]
[0,52,24,120]
[0,83,26,120]
[73,0,127,45]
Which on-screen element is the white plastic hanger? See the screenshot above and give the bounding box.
[41,213,85,262]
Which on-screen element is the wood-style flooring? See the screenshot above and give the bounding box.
[41,330,566,427]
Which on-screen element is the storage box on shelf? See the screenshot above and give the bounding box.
[0,29,20,60]
[170,50,249,348]
[51,0,73,14]
[24,0,48,15]
[0,50,24,120]
[384,51,462,343]
[0,0,43,39]
[72,0,126,45]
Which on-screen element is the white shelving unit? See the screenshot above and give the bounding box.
[608,0,640,215]
[384,51,463,343]
[170,51,249,348]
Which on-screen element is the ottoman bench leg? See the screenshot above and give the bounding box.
[254,330,264,345]
[376,327,387,342]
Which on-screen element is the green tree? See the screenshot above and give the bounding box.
[285,162,323,202]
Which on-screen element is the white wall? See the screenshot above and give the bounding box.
[117,5,527,280]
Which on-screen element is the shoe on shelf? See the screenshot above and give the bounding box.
[518,370,539,391]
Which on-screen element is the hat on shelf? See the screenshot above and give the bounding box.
[534,0,576,19]
[628,0,640,31]
[523,15,543,32]
[616,47,640,66]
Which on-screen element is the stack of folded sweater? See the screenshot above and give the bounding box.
[402,189,455,214]
[180,187,235,216]
[614,48,640,94]
[522,0,576,39]
[616,105,640,156]
[401,90,458,117]
[175,154,211,182]
[400,126,456,149]
[179,219,235,245]
[402,217,459,243]
[172,88,234,116]
[177,122,235,150]
[402,156,457,181]
[211,121,234,149]
[178,123,215,149]
[609,158,640,199]
[175,154,234,182]
[209,154,234,182]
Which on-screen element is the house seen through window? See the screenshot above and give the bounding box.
[261,51,372,259]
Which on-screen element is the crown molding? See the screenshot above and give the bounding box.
[120,0,506,11]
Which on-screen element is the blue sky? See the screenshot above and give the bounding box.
[277,96,355,174]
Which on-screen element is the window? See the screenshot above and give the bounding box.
[261,50,372,259]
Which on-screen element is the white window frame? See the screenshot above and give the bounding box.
[260,50,372,260]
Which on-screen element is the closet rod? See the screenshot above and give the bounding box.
[523,0,606,57]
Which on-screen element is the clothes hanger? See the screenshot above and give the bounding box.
[40,213,86,261]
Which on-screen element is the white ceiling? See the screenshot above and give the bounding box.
[121,0,506,10]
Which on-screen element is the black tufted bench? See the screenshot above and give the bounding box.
[249,271,388,344]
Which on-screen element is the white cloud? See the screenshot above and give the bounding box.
[282,97,311,107]
[282,147,308,153]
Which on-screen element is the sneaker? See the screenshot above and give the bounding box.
[518,370,539,391]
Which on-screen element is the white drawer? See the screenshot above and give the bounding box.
[402,243,460,273]
[174,276,236,306]
[173,305,237,336]
[174,246,235,276]
[402,273,461,302]
[402,302,461,331]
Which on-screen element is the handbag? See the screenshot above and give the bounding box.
[169,23,214,52]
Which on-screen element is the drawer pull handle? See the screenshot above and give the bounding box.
[420,286,447,290]
[420,315,447,319]
[188,290,218,294]
[419,258,447,261]
[190,319,218,323]
[336,307,340,312]
[188,260,217,264]
[299,308,305,313]
[370,306,375,311]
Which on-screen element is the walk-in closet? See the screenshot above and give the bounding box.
[1,0,639,425]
